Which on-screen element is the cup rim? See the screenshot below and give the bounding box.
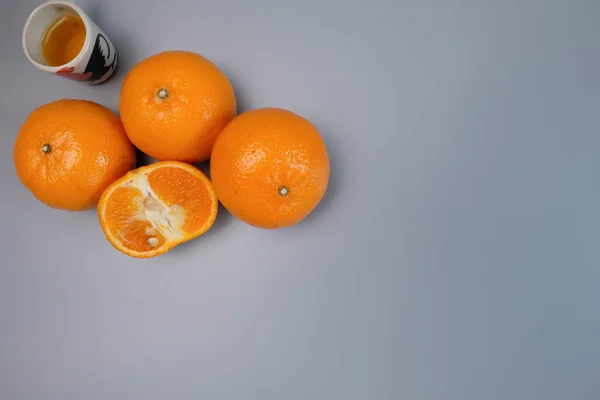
[22,0,93,72]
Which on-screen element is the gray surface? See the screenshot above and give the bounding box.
[1,0,599,399]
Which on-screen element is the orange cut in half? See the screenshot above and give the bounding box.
[98,161,218,258]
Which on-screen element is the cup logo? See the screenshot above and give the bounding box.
[84,33,117,83]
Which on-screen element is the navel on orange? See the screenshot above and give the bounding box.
[119,50,237,163]
[210,108,330,229]
[13,99,136,211]
[98,161,218,258]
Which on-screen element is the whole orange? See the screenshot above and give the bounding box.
[13,100,136,211]
[119,51,237,163]
[210,108,330,229]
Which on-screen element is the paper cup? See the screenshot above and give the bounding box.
[22,1,118,85]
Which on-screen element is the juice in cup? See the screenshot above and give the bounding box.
[41,14,86,66]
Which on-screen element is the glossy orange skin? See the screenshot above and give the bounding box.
[13,100,136,211]
[119,51,237,163]
[210,108,330,229]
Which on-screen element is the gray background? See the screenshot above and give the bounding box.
[1,0,599,399]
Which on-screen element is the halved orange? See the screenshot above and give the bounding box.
[98,161,218,258]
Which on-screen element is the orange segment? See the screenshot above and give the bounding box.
[103,186,167,253]
[98,161,218,258]
[147,167,215,232]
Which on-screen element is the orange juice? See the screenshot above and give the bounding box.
[42,15,86,66]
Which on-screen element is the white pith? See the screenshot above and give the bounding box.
[122,170,186,243]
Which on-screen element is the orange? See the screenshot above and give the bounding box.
[210,108,330,229]
[13,100,136,211]
[119,50,237,163]
[97,161,218,258]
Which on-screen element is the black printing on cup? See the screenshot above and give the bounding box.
[85,33,117,83]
